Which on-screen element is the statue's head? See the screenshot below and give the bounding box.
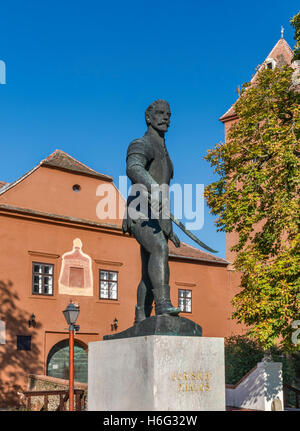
[145,100,171,134]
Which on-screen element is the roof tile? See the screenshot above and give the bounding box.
[169,240,228,264]
[42,150,113,181]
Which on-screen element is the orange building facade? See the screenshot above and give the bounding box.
[0,149,237,407]
[0,36,294,408]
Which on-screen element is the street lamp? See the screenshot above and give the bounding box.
[111,317,118,331]
[28,313,36,328]
[62,300,80,411]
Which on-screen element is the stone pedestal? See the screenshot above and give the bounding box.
[88,335,225,411]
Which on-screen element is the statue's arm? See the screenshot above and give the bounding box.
[127,153,164,219]
[126,153,158,193]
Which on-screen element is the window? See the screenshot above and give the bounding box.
[265,57,276,70]
[32,262,54,295]
[17,335,31,351]
[178,289,192,313]
[99,270,118,300]
[72,184,81,192]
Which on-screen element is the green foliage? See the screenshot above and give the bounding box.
[268,346,297,386]
[291,11,300,61]
[225,335,263,384]
[225,335,297,386]
[205,62,300,350]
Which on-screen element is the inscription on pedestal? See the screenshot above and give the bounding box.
[172,371,210,392]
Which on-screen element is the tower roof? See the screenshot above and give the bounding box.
[251,37,293,79]
[220,37,294,123]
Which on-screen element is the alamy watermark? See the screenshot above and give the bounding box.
[0,60,6,84]
[292,320,300,346]
[96,176,204,231]
[0,320,6,344]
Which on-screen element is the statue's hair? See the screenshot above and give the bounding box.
[145,99,170,125]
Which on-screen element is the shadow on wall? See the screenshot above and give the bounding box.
[0,280,43,408]
[226,362,283,410]
[243,363,282,405]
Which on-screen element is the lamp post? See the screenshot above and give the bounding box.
[62,300,80,411]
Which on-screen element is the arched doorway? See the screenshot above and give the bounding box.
[47,339,88,383]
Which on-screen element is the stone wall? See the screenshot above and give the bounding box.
[23,374,87,411]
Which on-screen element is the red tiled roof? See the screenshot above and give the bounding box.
[169,240,228,264]
[258,37,293,70]
[0,150,114,197]
[41,149,113,182]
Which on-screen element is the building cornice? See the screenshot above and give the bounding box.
[0,204,228,266]
[0,203,122,234]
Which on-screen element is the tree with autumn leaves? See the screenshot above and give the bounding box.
[204,14,300,351]
[291,12,300,61]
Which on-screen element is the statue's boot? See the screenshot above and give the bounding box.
[153,284,181,316]
[134,304,153,324]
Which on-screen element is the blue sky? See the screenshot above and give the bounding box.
[0,1,299,258]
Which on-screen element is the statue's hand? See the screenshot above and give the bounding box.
[170,232,180,248]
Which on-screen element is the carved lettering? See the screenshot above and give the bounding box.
[172,370,211,392]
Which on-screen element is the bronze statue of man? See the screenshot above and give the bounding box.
[122,100,181,324]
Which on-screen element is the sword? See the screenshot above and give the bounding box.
[127,193,218,254]
[170,212,218,254]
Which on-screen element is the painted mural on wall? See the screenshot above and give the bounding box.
[59,238,93,296]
